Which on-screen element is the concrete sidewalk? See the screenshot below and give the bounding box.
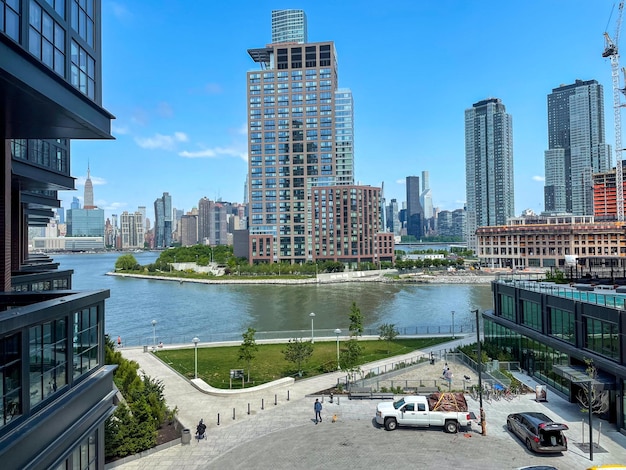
[108,338,626,470]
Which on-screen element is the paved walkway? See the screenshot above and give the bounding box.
[107,336,626,470]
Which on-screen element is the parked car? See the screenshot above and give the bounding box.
[506,412,568,453]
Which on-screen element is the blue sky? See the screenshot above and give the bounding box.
[62,0,619,223]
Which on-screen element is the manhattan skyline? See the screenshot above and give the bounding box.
[62,1,619,222]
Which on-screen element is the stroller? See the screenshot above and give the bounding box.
[196,419,207,441]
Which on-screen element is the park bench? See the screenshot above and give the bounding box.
[348,387,395,400]
[403,386,440,395]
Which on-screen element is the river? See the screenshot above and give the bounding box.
[53,252,494,347]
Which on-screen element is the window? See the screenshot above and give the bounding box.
[548,307,575,344]
[70,40,95,99]
[29,1,65,76]
[29,319,67,407]
[70,0,94,47]
[0,333,21,428]
[521,300,541,331]
[1,0,20,41]
[585,317,619,360]
[73,307,99,379]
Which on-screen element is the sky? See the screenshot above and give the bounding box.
[62,0,622,223]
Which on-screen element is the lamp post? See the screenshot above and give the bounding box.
[309,312,316,343]
[451,310,455,339]
[192,337,199,379]
[334,328,341,370]
[151,320,157,349]
[473,309,486,436]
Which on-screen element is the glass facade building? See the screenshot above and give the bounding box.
[1,1,115,467]
[545,80,610,216]
[485,279,626,434]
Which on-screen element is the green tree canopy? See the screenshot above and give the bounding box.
[348,301,364,338]
[115,254,140,271]
[282,338,314,376]
[378,323,398,354]
[238,327,258,382]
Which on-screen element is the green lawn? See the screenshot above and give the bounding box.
[154,337,451,388]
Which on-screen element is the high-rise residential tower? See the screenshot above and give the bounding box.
[271,9,307,44]
[154,192,173,248]
[243,11,392,265]
[465,98,514,252]
[406,175,423,240]
[545,79,611,215]
[420,171,432,218]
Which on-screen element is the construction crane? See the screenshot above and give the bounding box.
[603,0,625,221]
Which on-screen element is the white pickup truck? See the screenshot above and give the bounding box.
[375,395,472,433]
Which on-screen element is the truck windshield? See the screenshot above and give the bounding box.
[393,398,405,409]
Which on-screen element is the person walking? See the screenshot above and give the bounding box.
[314,398,322,424]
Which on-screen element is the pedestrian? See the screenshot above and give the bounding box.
[314,398,322,424]
[117,336,121,347]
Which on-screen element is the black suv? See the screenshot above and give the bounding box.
[506,412,568,453]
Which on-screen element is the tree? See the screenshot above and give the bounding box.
[339,339,363,373]
[115,254,140,271]
[576,358,610,416]
[378,323,398,354]
[282,338,314,376]
[348,301,364,337]
[238,327,258,382]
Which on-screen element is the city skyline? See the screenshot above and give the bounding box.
[61,1,619,222]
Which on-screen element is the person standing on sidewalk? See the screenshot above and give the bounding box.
[314,398,322,424]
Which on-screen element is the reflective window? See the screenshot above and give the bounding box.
[29,0,65,76]
[71,40,95,99]
[1,0,20,41]
[70,0,93,47]
[73,307,99,379]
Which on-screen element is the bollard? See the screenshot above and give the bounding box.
[248,403,250,415]
[262,398,264,410]
[330,392,333,404]
[337,396,340,405]
[233,408,236,420]
[274,394,277,405]
[217,413,220,426]
[287,390,290,401]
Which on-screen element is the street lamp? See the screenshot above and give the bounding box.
[151,319,157,349]
[334,328,341,370]
[192,337,199,379]
[473,309,486,436]
[309,312,316,343]
[451,310,455,339]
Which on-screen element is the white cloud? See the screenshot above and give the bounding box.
[396,179,406,185]
[135,132,189,150]
[236,123,248,136]
[532,175,545,182]
[112,124,129,135]
[75,175,106,186]
[179,145,247,161]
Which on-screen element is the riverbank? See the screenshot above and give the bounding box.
[107,270,498,285]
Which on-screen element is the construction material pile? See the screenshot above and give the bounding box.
[427,392,468,412]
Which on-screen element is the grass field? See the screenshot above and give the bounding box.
[154,337,451,388]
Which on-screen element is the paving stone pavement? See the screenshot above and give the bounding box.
[107,337,626,470]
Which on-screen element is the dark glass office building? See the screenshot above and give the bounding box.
[486,278,626,435]
[1,0,116,468]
